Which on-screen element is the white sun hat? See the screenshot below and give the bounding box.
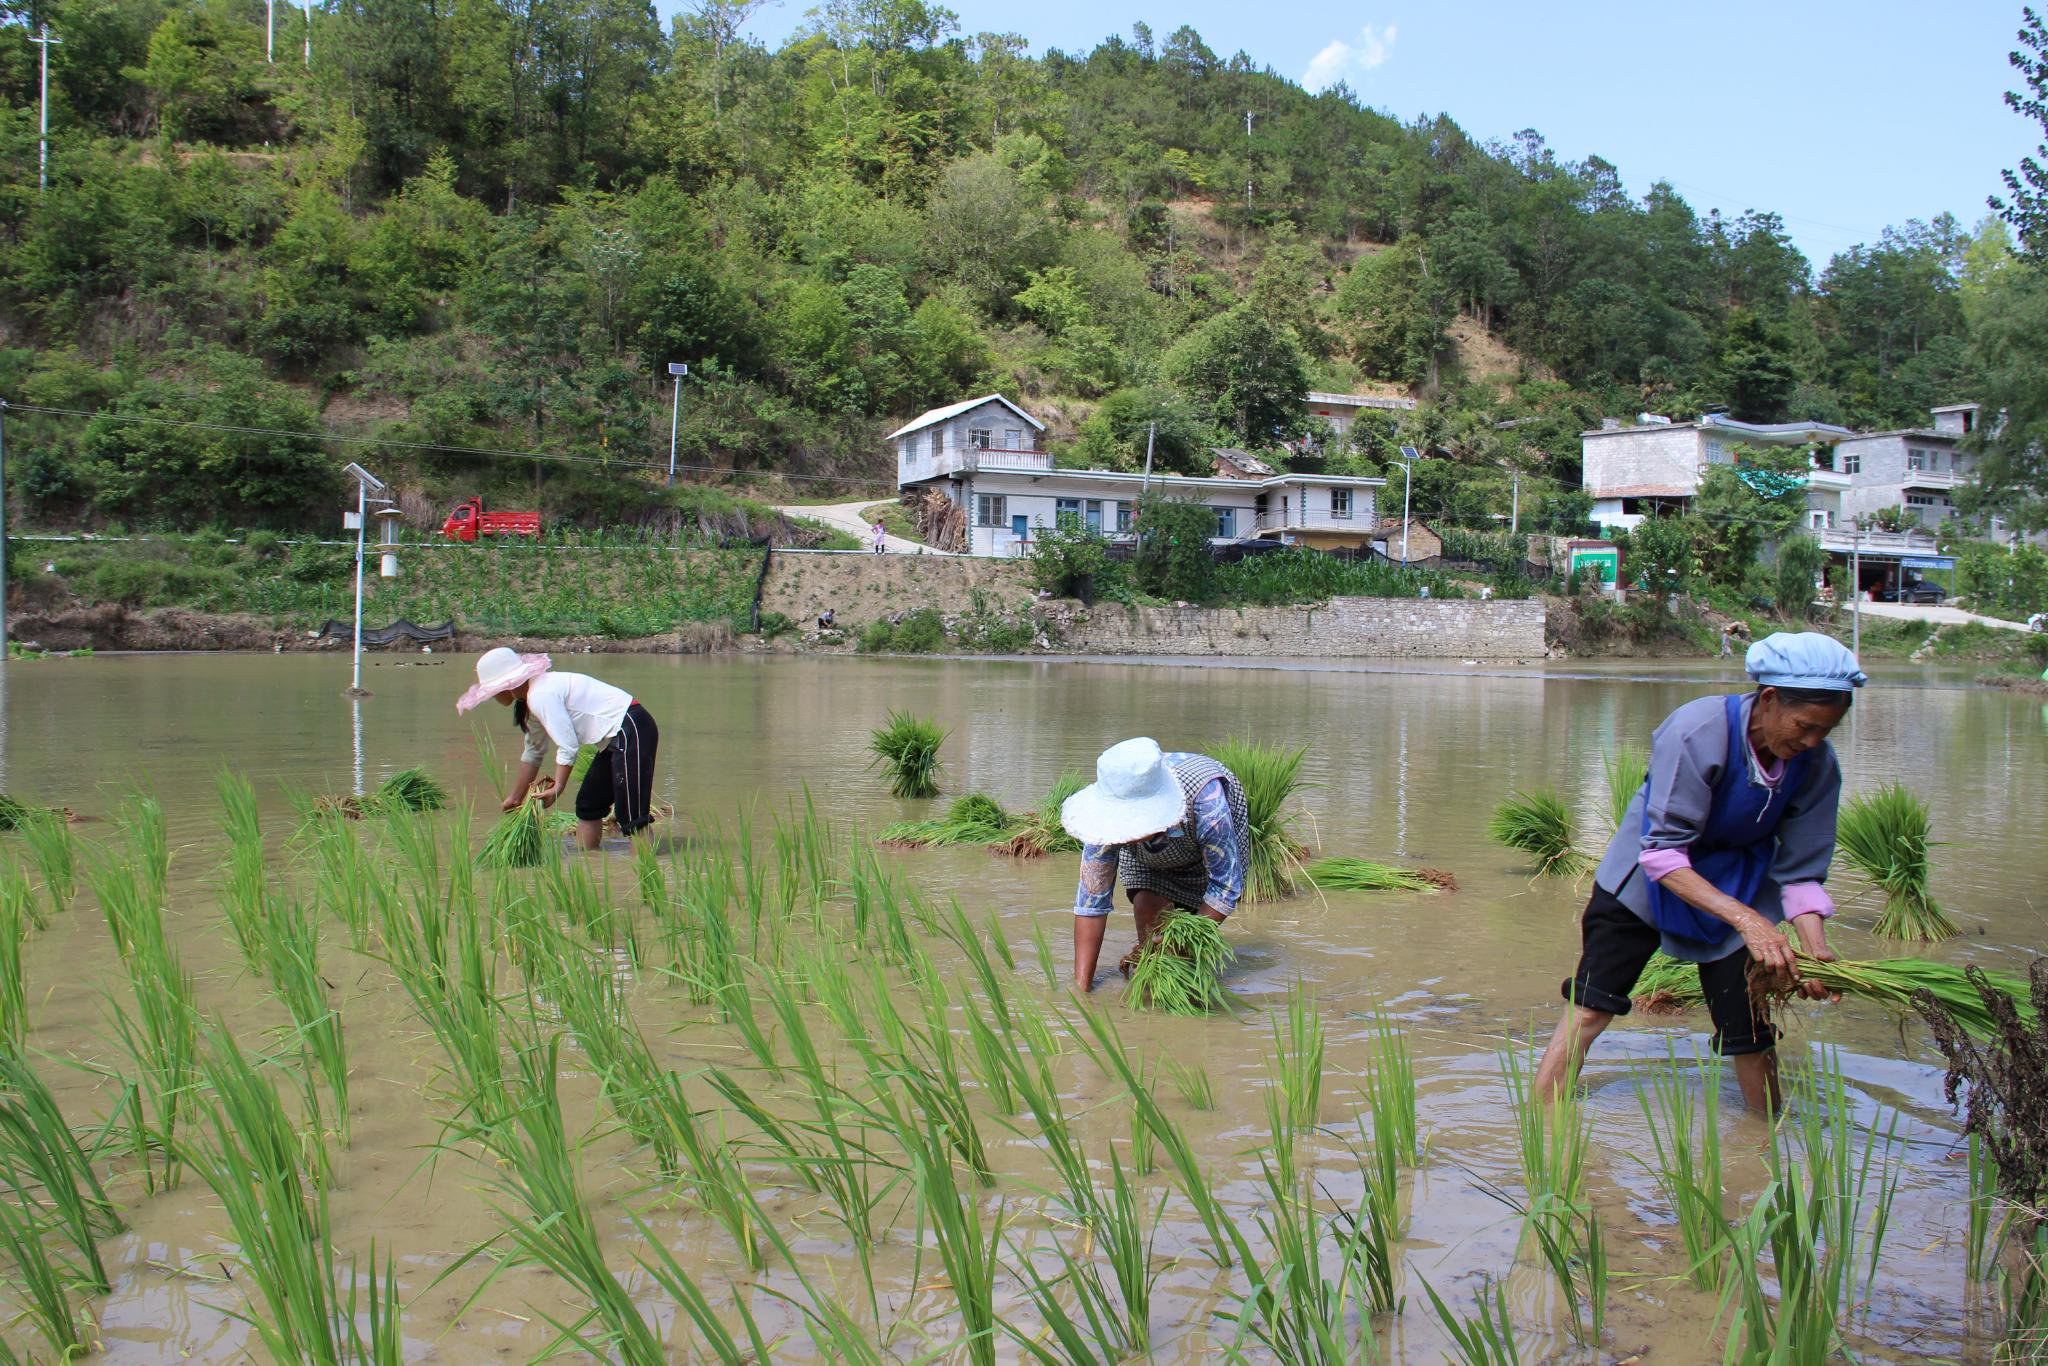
[455,647,552,712]
[1060,737,1188,846]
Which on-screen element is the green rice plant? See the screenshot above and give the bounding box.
[1629,951,1703,1012]
[1718,1164,1839,1364]
[0,796,65,833]
[1164,1056,1215,1110]
[1361,1008,1418,1167]
[1272,981,1325,1134]
[18,811,75,920]
[869,709,948,799]
[1500,1043,1588,1224]
[114,792,170,902]
[1998,1224,2048,1360]
[1836,781,1958,939]
[903,1118,1003,1366]
[477,797,570,869]
[1209,737,1313,901]
[1633,1044,1727,1289]
[1509,1193,1606,1347]
[260,897,350,1148]
[1488,788,1588,878]
[1125,913,1234,1015]
[362,767,447,816]
[1422,1275,1521,1365]
[215,770,269,974]
[1029,913,1060,989]
[0,1054,122,1292]
[296,805,374,949]
[1968,1132,2001,1283]
[878,792,1013,848]
[1779,951,2034,1039]
[991,1006,1095,1228]
[1302,856,1456,893]
[995,770,1087,858]
[1005,1147,1164,1363]
[91,855,197,1193]
[1603,744,1649,834]
[183,1026,398,1363]
[0,1191,95,1357]
[0,867,29,1051]
[1783,1048,1904,1310]
[1222,1154,1393,1360]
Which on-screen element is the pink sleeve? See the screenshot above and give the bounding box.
[1781,882,1835,920]
[1638,847,1692,880]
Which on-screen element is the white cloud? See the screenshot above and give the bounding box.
[1302,23,1397,92]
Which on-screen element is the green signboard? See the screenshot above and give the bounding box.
[1571,546,1620,585]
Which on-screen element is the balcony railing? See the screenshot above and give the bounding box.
[900,446,1052,477]
[1900,468,1962,489]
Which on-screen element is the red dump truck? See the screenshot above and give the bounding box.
[440,497,542,542]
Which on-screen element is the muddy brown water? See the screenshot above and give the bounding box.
[3,651,2042,1361]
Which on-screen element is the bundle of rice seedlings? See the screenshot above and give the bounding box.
[1603,745,1649,834]
[0,796,71,831]
[1489,788,1589,878]
[1126,914,1234,1015]
[1836,781,1958,940]
[1752,951,2034,1040]
[868,709,947,799]
[1630,951,1704,1013]
[363,767,448,817]
[878,792,1013,849]
[1302,857,1457,893]
[1210,738,1313,902]
[478,798,573,869]
[995,770,1087,858]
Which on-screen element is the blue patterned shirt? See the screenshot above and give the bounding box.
[1074,769,1246,918]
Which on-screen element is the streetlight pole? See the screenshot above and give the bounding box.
[1397,444,1418,565]
[1510,468,1520,535]
[267,0,274,61]
[30,25,60,194]
[1850,528,1862,661]
[0,400,9,660]
[342,463,386,697]
[303,0,311,68]
[665,362,688,485]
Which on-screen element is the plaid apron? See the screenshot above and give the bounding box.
[1116,753,1250,910]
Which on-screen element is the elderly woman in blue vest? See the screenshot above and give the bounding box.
[1533,632,1865,1111]
[1060,738,1251,993]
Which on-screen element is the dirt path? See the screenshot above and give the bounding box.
[776,499,936,554]
[1857,601,2031,632]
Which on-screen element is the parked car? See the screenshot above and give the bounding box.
[1874,580,1946,604]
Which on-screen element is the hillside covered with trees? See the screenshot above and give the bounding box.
[0,0,2025,534]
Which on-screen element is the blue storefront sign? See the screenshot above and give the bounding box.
[1901,556,1954,571]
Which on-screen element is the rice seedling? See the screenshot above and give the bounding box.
[478,796,570,869]
[296,803,374,949]
[1302,856,1457,893]
[1602,743,1649,833]
[0,1191,95,1357]
[1125,913,1234,1015]
[869,709,948,799]
[260,897,350,1147]
[878,792,1013,848]
[1783,1049,1904,1309]
[1500,1043,1588,1223]
[1968,1132,2001,1282]
[90,856,197,1192]
[1361,1008,1418,1167]
[1210,737,1313,901]
[1633,1044,1727,1289]
[995,770,1087,858]
[183,1026,398,1363]
[1165,1056,1216,1110]
[1422,1275,1521,1365]
[1768,951,2036,1039]
[1272,982,1325,1133]
[1006,1147,1164,1363]
[1629,951,1703,1013]
[1223,1155,1386,1362]
[362,766,448,816]
[18,810,75,920]
[114,791,170,902]
[0,867,29,1050]
[1488,788,1588,878]
[0,1054,122,1292]
[1836,780,1958,940]
[215,770,270,973]
[903,1119,1003,1366]
[1029,913,1061,989]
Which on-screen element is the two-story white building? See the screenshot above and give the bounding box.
[891,395,1385,557]
[1303,391,1418,441]
[1580,413,1856,529]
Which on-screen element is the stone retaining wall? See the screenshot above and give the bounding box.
[1055,596,1546,659]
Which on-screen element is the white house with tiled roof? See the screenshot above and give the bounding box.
[893,395,1385,557]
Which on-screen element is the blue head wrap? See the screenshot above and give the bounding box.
[1744,631,1867,691]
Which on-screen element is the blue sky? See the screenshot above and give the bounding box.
[685,0,2036,269]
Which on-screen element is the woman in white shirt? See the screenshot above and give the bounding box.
[456,648,660,850]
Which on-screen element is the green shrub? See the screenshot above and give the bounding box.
[858,620,895,653]
[243,530,284,560]
[891,609,947,653]
[1026,523,1112,599]
[91,558,165,605]
[1131,494,1218,603]
[756,611,795,639]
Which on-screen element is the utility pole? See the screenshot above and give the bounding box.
[30,25,60,194]
[1141,422,1155,495]
[1510,469,1520,535]
[1850,528,1862,661]
[267,0,274,61]
[0,401,9,660]
[303,0,311,69]
[665,362,688,485]
[1398,445,1418,566]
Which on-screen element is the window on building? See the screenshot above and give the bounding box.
[1055,497,1082,527]
[975,494,1006,526]
[1085,501,1103,532]
[1808,510,1834,529]
[1331,488,1353,519]
[1115,501,1134,532]
[1907,448,1928,471]
[1214,507,1237,538]
[1905,494,1936,507]
[969,428,993,450]
[1842,450,1861,475]
[1004,428,1023,449]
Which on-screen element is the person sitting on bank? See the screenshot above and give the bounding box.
[1533,632,1862,1111]
[1059,738,1250,992]
[456,648,660,852]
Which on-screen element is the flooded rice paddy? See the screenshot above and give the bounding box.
[0,651,2043,1362]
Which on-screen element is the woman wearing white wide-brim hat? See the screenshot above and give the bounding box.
[1059,737,1251,992]
[456,648,660,850]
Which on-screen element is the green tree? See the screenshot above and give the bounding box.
[1774,533,1829,617]
[1164,304,1308,446]
[1624,514,1706,598]
[1993,4,2048,256]
[1335,236,1450,386]
[1131,493,1217,602]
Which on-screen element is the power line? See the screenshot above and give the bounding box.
[0,401,879,488]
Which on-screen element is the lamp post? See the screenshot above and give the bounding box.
[30,25,60,194]
[1396,445,1418,565]
[665,362,688,485]
[342,462,387,697]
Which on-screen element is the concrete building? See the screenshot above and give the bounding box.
[1303,391,1418,441]
[1580,414,1855,529]
[893,395,1383,557]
